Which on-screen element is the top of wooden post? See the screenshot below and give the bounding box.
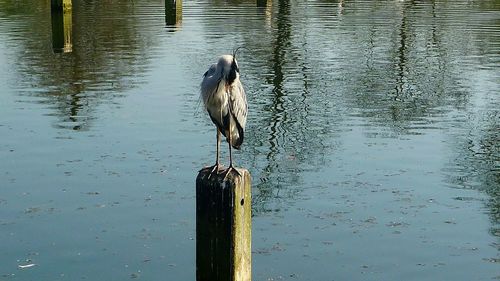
[197,166,250,185]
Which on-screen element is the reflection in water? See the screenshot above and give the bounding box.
[0,0,162,130]
[248,0,335,213]
[334,0,473,133]
[257,0,268,8]
[353,0,499,236]
[445,100,499,237]
[267,0,290,163]
[51,9,72,53]
[0,0,499,279]
[394,2,408,100]
[253,0,293,212]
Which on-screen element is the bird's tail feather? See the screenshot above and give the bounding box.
[220,114,244,150]
[231,122,244,149]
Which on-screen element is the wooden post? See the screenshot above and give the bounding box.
[51,6,72,53]
[51,0,72,11]
[165,0,182,26]
[196,167,252,281]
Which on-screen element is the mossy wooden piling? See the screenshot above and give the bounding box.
[51,5,72,53]
[165,0,182,26]
[51,0,72,11]
[196,167,252,281]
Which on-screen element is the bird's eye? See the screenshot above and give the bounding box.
[231,60,239,73]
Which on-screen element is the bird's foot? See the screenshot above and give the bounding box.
[221,165,241,180]
[207,163,222,179]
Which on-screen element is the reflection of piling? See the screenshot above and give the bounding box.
[51,7,72,53]
[51,0,72,10]
[196,167,252,281]
[165,0,182,26]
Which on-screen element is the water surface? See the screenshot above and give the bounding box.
[0,0,498,280]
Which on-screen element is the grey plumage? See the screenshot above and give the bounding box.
[201,54,247,172]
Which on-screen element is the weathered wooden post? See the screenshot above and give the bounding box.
[51,0,72,11]
[165,0,182,26]
[196,167,252,281]
[51,1,72,53]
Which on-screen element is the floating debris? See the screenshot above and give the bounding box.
[18,263,36,269]
[24,207,41,214]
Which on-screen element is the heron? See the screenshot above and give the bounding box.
[200,51,248,177]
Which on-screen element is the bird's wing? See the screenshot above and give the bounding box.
[228,80,247,131]
[200,64,219,105]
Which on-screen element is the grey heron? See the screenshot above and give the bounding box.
[200,52,248,176]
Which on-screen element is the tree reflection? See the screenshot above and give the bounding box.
[445,110,499,237]
[246,0,336,213]
[393,1,499,236]
[252,0,296,213]
[0,0,162,130]
[338,0,499,236]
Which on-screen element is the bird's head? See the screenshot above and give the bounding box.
[217,54,240,86]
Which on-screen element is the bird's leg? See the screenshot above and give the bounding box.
[228,131,233,168]
[216,128,221,169]
[222,125,241,179]
[207,129,221,178]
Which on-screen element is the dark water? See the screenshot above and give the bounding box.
[0,0,498,280]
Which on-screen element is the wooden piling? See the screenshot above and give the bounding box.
[196,167,252,281]
[51,0,72,11]
[165,0,182,26]
[51,7,72,53]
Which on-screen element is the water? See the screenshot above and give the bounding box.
[0,0,498,280]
